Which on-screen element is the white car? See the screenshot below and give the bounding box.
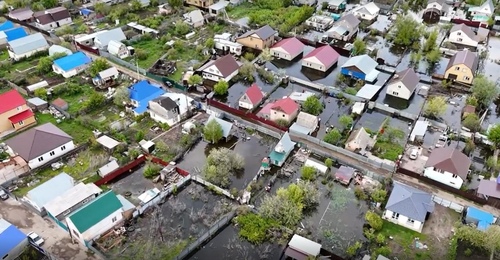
[436,135,448,148]
[27,232,44,246]
[409,148,419,160]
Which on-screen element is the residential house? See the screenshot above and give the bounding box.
[158,4,173,15]
[424,147,471,189]
[269,132,296,166]
[205,115,234,141]
[34,7,72,30]
[209,1,229,16]
[107,40,129,58]
[341,54,379,82]
[214,33,243,56]
[284,234,322,260]
[386,68,420,100]
[270,37,305,61]
[127,22,159,35]
[478,178,500,201]
[66,191,127,246]
[0,89,36,134]
[129,80,165,115]
[352,2,380,21]
[236,25,277,50]
[239,83,264,110]
[444,49,479,85]
[184,9,205,28]
[422,0,447,22]
[3,27,28,43]
[305,15,335,31]
[8,8,33,22]
[327,14,360,41]
[198,54,241,82]
[464,207,496,231]
[448,24,479,47]
[469,0,494,22]
[94,28,126,50]
[345,127,373,154]
[52,52,92,78]
[269,97,300,123]
[93,67,120,86]
[185,0,214,8]
[148,93,194,126]
[45,183,102,231]
[79,8,95,20]
[7,33,49,61]
[49,45,72,56]
[23,173,75,214]
[383,182,435,232]
[0,219,28,260]
[327,0,347,12]
[290,112,319,135]
[0,21,14,45]
[5,123,75,169]
[302,45,340,72]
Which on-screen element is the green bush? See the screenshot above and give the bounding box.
[365,211,383,231]
[243,52,255,61]
[345,87,357,95]
[464,248,472,257]
[143,163,161,178]
[301,166,316,181]
[234,213,277,244]
[354,186,367,200]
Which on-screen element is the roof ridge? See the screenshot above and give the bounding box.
[28,128,41,161]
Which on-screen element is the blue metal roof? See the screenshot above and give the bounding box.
[0,21,14,31]
[129,80,165,113]
[0,220,27,258]
[80,8,93,16]
[466,207,494,231]
[5,27,27,42]
[53,52,91,72]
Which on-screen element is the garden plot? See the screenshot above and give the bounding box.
[214,72,277,107]
[438,94,466,132]
[109,164,161,205]
[190,224,282,260]
[315,95,354,140]
[106,183,235,259]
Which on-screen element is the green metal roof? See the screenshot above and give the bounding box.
[68,190,122,233]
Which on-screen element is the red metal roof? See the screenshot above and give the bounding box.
[245,83,264,105]
[271,97,299,115]
[271,37,305,56]
[8,109,34,123]
[0,90,26,114]
[302,45,340,67]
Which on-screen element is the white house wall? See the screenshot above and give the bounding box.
[302,58,329,72]
[9,46,49,61]
[270,48,293,61]
[383,209,424,232]
[53,64,90,78]
[386,82,412,100]
[354,11,377,21]
[149,109,180,126]
[423,168,463,189]
[27,141,75,169]
[81,209,123,242]
[448,31,478,47]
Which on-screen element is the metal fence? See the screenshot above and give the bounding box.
[432,195,465,213]
[100,51,147,75]
[137,175,192,215]
[218,109,283,139]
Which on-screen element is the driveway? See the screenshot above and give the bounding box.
[0,198,98,260]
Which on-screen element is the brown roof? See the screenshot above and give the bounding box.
[50,9,70,21]
[425,147,471,180]
[5,123,73,161]
[463,104,476,114]
[446,49,479,71]
[450,24,478,42]
[389,68,420,93]
[34,7,70,25]
[35,13,54,25]
[51,98,67,108]
[210,55,241,78]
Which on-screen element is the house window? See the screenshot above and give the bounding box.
[391,211,399,219]
[435,168,444,173]
[457,38,463,42]
[50,151,55,156]
[464,76,470,81]
[398,85,401,88]
[274,111,277,114]
[17,106,22,111]
[38,157,44,162]
[112,216,117,222]
[455,66,460,71]
[452,174,458,178]
[18,120,24,126]
[407,218,415,224]
[61,146,66,151]
[457,32,461,35]
[392,91,399,96]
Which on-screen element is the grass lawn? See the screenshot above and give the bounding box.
[170,68,182,82]
[37,113,93,145]
[131,39,164,69]
[379,221,431,259]
[0,50,9,61]
[226,2,258,19]
[373,141,404,161]
[11,59,37,71]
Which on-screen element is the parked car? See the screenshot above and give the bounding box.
[27,232,44,246]
[436,134,448,148]
[409,149,419,160]
[0,190,7,200]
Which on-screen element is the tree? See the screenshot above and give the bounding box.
[239,62,256,82]
[37,56,53,74]
[370,188,387,203]
[323,128,342,145]
[34,88,47,100]
[84,92,105,111]
[113,87,130,107]
[463,138,476,156]
[456,224,500,260]
[380,126,405,142]
[390,15,422,47]
[214,80,229,95]
[339,115,353,130]
[94,2,110,14]
[174,21,190,36]
[295,181,320,210]
[259,194,303,228]
[424,96,446,119]
[365,211,383,231]
[302,96,323,115]
[42,0,57,8]
[205,38,215,49]
[130,0,143,11]
[352,38,366,55]
[203,119,224,144]
[89,58,110,77]
[422,29,438,53]
[346,241,362,257]
[301,166,317,181]
[488,124,500,149]
[203,148,244,187]
[260,48,273,62]
[462,114,481,132]
[277,185,305,209]
[325,158,333,168]
[167,0,183,9]
[472,75,499,108]
[188,74,203,86]
[234,213,277,244]
[425,49,441,65]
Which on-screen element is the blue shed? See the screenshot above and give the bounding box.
[465,207,495,231]
[341,54,380,82]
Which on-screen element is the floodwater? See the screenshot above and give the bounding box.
[216,72,277,107]
[368,15,393,33]
[439,94,466,132]
[356,109,412,144]
[315,95,354,140]
[176,132,278,190]
[109,165,158,205]
[374,83,426,115]
[267,82,321,101]
[366,35,401,66]
[480,37,500,85]
[190,224,283,260]
[481,100,500,129]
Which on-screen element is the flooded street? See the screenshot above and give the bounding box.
[480,37,500,85]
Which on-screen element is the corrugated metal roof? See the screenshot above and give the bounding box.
[342,54,378,74]
[26,173,75,209]
[205,115,233,138]
[8,33,48,55]
[356,84,383,100]
[53,51,91,72]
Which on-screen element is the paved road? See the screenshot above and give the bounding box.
[0,198,98,260]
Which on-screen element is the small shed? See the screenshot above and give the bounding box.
[140,139,155,153]
[98,160,120,177]
[304,159,328,174]
[462,105,476,119]
[27,97,48,111]
[285,234,322,259]
[352,101,365,114]
[356,84,383,100]
[334,166,356,185]
[51,98,68,111]
[96,135,120,151]
[410,120,429,142]
[465,206,496,231]
[138,188,160,204]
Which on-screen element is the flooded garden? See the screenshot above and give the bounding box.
[214,72,278,107]
[109,164,160,205]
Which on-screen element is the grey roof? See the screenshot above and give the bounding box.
[8,33,49,55]
[44,183,102,217]
[354,2,380,15]
[49,45,72,56]
[338,13,361,28]
[95,28,126,47]
[329,0,346,7]
[98,67,119,79]
[209,0,229,10]
[425,147,471,180]
[185,9,204,24]
[205,115,233,138]
[447,49,479,71]
[5,123,73,161]
[377,255,390,260]
[27,97,47,106]
[428,0,445,5]
[152,96,178,110]
[356,84,383,100]
[450,24,478,42]
[238,25,276,40]
[342,54,378,74]
[9,8,33,21]
[386,182,435,222]
[26,173,74,209]
[389,68,420,93]
[277,132,296,152]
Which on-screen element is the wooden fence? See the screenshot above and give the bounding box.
[451,18,488,28]
[75,42,100,55]
[94,155,146,186]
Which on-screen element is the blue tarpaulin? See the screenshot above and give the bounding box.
[466,207,495,231]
